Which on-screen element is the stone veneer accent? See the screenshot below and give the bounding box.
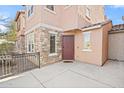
[34,26,62,65]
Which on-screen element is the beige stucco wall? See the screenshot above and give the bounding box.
[109,31,124,61]
[102,22,112,64]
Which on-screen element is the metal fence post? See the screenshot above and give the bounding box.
[38,52,40,68]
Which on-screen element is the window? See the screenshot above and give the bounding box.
[46,5,54,11]
[28,5,33,17]
[50,33,56,53]
[27,32,35,52]
[28,41,31,52]
[83,32,91,50]
[65,5,70,7]
[86,6,90,19]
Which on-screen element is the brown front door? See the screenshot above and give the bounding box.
[62,35,74,60]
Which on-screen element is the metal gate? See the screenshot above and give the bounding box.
[0,52,40,79]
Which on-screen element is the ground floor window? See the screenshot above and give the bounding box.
[50,33,56,54]
[83,31,91,50]
[26,32,35,52]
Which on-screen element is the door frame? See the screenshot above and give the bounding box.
[62,35,75,61]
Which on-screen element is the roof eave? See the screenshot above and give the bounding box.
[81,25,101,31]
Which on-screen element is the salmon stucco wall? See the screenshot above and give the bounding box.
[25,5,105,32]
[61,5,105,31]
[61,5,78,31]
[77,5,105,28]
[74,29,103,66]
[63,21,112,66]
[41,5,63,29]
[25,5,42,31]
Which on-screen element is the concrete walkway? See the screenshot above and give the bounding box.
[0,60,124,88]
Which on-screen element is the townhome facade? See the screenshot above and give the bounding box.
[17,5,63,65]
[15,5,112,66]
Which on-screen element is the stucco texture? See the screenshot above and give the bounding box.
[63,22,112,66]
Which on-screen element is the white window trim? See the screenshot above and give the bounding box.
[82,31,92,51]
[26,32,35,53]
[48,31,58,56]
[81,49,92,52]
[49,53,58,56]
[49,31,58,35]
[44,6,56,14]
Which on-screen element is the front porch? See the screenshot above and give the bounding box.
[0,60,124,88]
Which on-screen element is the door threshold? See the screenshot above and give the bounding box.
[63,60,74,63]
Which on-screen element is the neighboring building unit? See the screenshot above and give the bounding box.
[109,24,124,62]
[15,10,26,53]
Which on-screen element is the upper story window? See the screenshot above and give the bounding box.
[65,5,70,7]
[46,5,54,11]
[83,31,91,51]
[85,6,90,19]
[28,5,34,17]
[31,5,33,13]
[64,5,71,9]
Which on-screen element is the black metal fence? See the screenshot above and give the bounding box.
[0,52,40,79]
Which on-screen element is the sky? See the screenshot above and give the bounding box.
[105,5,124,25]
[0,5,124,33]
[0,5,23,33]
